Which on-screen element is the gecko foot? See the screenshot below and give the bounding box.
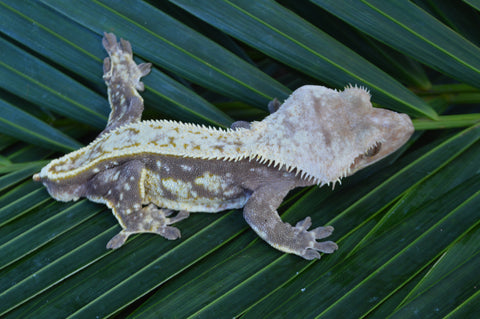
[106,204,190,249]
[293,217,338,260]
[102,32,152,92]
[267,98,282,113]
[231,120,251,130]
[98,33,152,136]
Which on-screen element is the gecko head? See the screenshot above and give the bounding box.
[338,86,414,175]
[257,85,414,184]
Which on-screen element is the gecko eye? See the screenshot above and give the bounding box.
[365,143,382,157]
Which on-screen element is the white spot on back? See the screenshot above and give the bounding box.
[180,164,193,172]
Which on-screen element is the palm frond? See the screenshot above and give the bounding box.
[1,0,479,318]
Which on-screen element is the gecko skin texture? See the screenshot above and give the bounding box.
[33,33,414,260]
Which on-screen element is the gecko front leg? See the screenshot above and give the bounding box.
[243,183,338,260]
[107,205,190,249]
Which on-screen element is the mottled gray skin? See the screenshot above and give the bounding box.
[34,33,413,260]
[85,155,326,257]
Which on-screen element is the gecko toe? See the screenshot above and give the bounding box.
[314,241,338,254]
[157,207,174,217]
[138,63,152,77]
[120,38,133,55]
[295,216,312,230]
[160,226,181,240]
[170,210,190,223]
[312,225,334,239]
[302,249,321,260]
[106,231,130,249]
[102,33,116,51]
[103,57,111,76]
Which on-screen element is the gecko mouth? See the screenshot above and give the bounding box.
[365,142,382,157]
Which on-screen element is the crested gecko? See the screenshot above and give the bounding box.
[34,33,414,260]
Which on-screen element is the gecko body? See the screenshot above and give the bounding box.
[34,34,414,259]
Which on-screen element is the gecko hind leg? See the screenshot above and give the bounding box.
[100,32,152,136]
[107,205,190,249]
[267,98,282,113]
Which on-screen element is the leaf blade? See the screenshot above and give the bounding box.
[40,0,291,108]
[313,0,480,90]
[171,0,437,118]
[0,99,81,151]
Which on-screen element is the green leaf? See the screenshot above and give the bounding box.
[170,0,437,119]
[0,162,46,191]
[0,36,109,129]
[1,1,479,318]
[419,1,480,46]
[40,0,291,108]
[238,125,480,318]
[0,98,81,151]
[279,0,431,90]
[390,223,480,318]
[0,0,234,127]
[313,0,480,91]
[465,0,480,11]
[413,114,480,130]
